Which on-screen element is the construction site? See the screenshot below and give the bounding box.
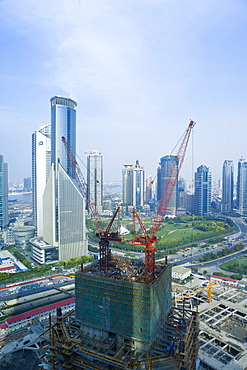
[39,256,198,369]
[37,120,247,369]
[38,121,199,369]
[173,279,247,370]
[38,255,247,370]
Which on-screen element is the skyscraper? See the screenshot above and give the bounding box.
[133,160,145,210]
[122,165,134,211]
[194,163,212,216]
[32,123,51,236]
[87,150,103,214]
[157,155,178,216]
[122,160,145,212]
[41,96,87,261]
[221,160,234,213]
[237,158,247,216]
[0,155,8,230]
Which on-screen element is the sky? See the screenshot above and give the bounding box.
[1,0,247,184]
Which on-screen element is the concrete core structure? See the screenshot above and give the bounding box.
[39,257,198,369]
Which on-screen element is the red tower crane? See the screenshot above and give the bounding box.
[129,120,196,281]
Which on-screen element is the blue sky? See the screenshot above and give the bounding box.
[1,0,247,184]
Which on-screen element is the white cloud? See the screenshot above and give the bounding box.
[1,0,247,180]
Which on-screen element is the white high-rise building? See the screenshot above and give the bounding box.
[43,162,87,261]
[32,123,51,236]
[87,150,103,215]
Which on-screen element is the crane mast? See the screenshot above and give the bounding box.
[96,206,123,270]
[129,120,196,281]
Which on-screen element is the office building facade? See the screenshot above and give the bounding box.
[32,123,51,236]
[157,155,178,215]
[32,97,87,263]
[194,163,212,216]
[87,150,103,215]
[237,158,247,216]
[0,155,8,230]
[221,160,234,213]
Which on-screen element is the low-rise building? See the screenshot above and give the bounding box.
[211,275,238,286]
[0,250,28,273]
[30,237,58,265]
[172,266,191,281]
[0,298,75,342]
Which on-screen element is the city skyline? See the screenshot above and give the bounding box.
[1,1,247,183]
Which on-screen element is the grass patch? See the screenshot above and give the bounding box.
[220,256,247,275]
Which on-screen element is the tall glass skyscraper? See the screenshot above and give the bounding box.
[221,160,234,213]
[237,158,247,216]
[40,96,87,261]
[157,155,178,216]
[194,164,212,216]
[0,155,8,230]
[50,96,77,178]
[87,150,103,214]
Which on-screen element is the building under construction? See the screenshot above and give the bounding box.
[39,121,198,369]
[39,256,199,369]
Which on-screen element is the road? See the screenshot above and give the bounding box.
[174,217,247,273]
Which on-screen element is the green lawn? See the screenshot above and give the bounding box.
[155,223,203,241]
[220,257,247,274]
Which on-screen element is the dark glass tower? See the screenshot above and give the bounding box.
[157,155,178,215]
[194,164,212,216]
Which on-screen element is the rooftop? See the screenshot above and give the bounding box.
[83,256,168,284]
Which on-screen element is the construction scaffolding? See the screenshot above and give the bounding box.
[39,305,198,369]
[39,258,199,369]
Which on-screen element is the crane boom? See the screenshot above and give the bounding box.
[151,120,195,238]
[128,120,196,281]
